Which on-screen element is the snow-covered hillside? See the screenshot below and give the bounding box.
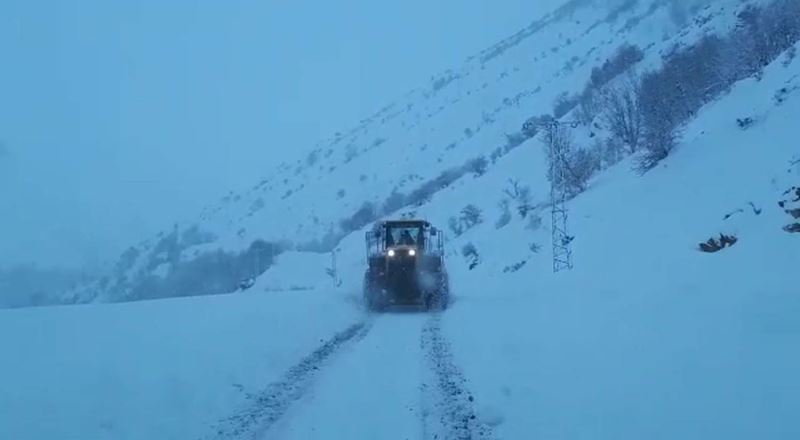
[58,0,772,304]
[2,0,798,439]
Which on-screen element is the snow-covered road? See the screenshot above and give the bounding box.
[275,314,424,440]
[208,311,493,440]
[2,279,798,440]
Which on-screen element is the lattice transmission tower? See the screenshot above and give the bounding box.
[524,118,579,273]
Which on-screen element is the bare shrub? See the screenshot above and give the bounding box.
[495,200,512,229]
[503,179,534,218]
[575,91,600,126]
[545,126,597,196]
[698,234,738,253]
[448,217,464,236]
[461,243,480,270]
[602,138,625,167]
[601,75,642,153]
[467,156,489,177]
[502,261,527,273]
[526,213,543,231]
[590,44,645,89]
[460,204,483,230]
[567,148,600,193]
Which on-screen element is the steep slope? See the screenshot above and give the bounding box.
[61,0,754,303]
[440,45,800,439]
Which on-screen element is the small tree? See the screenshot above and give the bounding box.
[566,148,599,193]
[466,156,489,177]
[116,247,141,276]
[516,186,534,218]
[460,204,483,230]
[575,91,600,126]
[461,243,480,270]
[495,200,512,229]
[503,179,534,218]
[448,216,464,237]
[526,213,543,231]
[602,138,624,167]
[638,118,678,172]
[344,144,359,163]
[545,126,598,196]
[590,44,644,88]
[601,75,642,153]
[637,70,680,172]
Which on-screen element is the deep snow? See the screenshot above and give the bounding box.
[1,0,799,439]
[0,290,363,439]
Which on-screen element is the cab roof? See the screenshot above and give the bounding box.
[380,219,429,228]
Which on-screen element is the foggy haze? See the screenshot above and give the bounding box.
[0,0,562,270]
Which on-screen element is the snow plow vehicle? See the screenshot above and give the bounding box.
[363,220,449,311]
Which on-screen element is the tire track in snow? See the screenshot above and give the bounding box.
[205,319,373,440]
[421,313,494,440]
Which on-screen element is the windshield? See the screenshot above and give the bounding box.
[386,225,423,247]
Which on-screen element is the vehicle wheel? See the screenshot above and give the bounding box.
[364,285,386,312]
[436,274,449,311]
[365,288,381,312]
[369,289,383,310]
[426,288,446,312]
[363,273,380,312]
[424,294,435,311]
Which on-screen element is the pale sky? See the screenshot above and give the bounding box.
[0,1,565,270]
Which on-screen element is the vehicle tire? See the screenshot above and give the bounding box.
[437,273,450,311]
[424,275,447,312]
[424,294,435,311]
[363,272,379,312]
[365,285,387,313]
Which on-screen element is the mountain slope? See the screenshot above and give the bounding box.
[1,0,798,438]
[62,0,771,303]
[2,38,798,440]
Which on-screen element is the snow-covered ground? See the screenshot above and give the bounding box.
[2,0,799,439]
[3,56,798,438]
[439,45,800,439]
[0,288,364,439]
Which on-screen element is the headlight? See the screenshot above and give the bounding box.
[408,249,416,256]
[387,249,396,257]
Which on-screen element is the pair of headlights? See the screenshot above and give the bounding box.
[387,249,415,257]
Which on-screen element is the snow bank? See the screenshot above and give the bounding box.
[0,290,364,440]
[441,41,800,439]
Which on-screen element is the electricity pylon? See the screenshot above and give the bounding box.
[523,117,579,273]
